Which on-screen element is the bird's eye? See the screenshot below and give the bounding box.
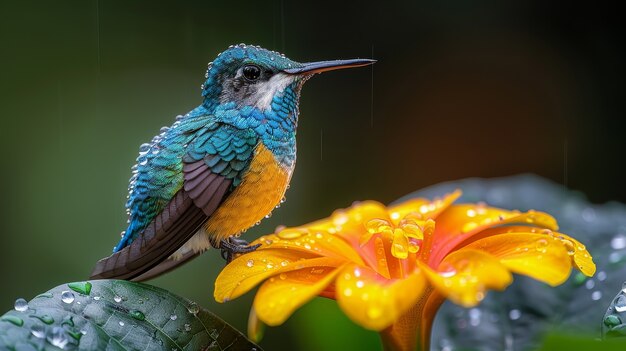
[242,65,261,81]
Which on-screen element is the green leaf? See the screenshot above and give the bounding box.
[0,280,261,351]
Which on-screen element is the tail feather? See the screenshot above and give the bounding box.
[90,190,209,280]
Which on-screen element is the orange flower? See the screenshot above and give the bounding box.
[214,190,595,351]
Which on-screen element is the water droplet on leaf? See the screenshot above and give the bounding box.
[130,310,145,321]
[61,291,75,304]
[1,315,23,326]
[509,309,521,320]
[188,302,199,315]
[46,326,68,349]
[67,281,92,295]
[14,298,28,312]
[615,296,626,312]
[31,324,45,338]
[604,314,622,328]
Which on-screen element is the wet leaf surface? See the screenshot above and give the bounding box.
[0,280,261,351]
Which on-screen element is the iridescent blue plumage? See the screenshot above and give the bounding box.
[92,44,374,280]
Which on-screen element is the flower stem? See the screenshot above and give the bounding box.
[379,287,445,351]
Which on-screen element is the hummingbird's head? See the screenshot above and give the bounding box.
[201,44,375,113]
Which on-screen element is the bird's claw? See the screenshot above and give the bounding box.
[219,237,261,263]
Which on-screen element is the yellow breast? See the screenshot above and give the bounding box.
[204,143,292,240]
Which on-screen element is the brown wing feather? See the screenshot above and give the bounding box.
[90,162,232,281]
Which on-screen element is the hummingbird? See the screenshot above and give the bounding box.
[90,44,374,281]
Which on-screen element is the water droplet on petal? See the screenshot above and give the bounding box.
[462,222,478,233]
[14,298,28,312]
[356,280,364,288]
[277,228,305,239]
[535,238,549,253]
[562,239,576,255]
[61,291,75,304]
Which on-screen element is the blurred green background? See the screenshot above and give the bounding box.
[0,0,623,350]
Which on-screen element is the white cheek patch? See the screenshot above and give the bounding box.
[253,73,296,111]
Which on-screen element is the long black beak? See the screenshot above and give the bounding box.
[284,58,376,75]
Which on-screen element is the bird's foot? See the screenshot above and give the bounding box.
[219,237,261,263]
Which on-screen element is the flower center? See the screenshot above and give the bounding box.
[362,214,435,260]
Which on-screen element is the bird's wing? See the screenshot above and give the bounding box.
[130,127,258,281]
[90,123,257,281]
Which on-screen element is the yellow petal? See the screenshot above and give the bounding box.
[425,205,558,266]
[255,229,365,266]
[214,249,344,302]
[336,264,427,331]
[311,201,389,232]
[388,190,462,224]
[553,232,596,276]
[254,265,344,326]
[465,233,572,286]
[420,249,512,307]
